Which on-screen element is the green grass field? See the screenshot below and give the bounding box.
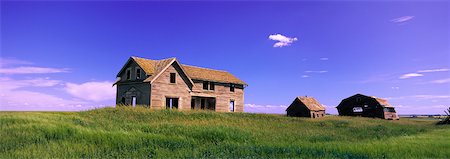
[1,107,449,158]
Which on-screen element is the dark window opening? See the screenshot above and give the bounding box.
[210,82,215,90]
[203,81,209,90]
[201,99,205,109]
[170,73,176,83]
[165,98,179,109]
[136,68,141,79]
[121,97,125,104]
[126,70,131,80]
[191,99,195,109]
[230,84,235,92]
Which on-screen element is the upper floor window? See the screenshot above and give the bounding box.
[209,82,215,90]
[170,73,176,83]
[126,69,131,80]
[203,81,209,90]
[136,68,141,79]
[230,84,235,92]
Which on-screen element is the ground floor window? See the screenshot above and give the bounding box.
[166,98,179,109]
[229,100,235,112]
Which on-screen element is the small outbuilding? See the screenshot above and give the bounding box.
[336,94,399,120]
[286,96,326,118]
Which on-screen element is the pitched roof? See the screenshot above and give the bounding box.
[371,96,392,107]
[296,96,326,111]
[129,56,246,85]
[182,65,247,85]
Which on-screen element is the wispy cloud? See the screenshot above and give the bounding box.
[65,81,116,102]
[390,16,414,23]
[430,78,450,84]
[319,58,329,61]
[301,75,310,78]
[305,70,328,73]
[268,34,298,47]
[0,66,69,74]
[399,68,448,79]
[417,68,449,73]
[244,103,287,114]
[399,73,423,79]
[0,58,33,66]
[385,95,450,100]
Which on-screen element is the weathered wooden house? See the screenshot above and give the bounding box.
[286,96,326,118]
[114,56,246,112]
[336,94,399,120]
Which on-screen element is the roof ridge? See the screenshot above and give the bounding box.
[182,64,229,73]
[132,56,176,61]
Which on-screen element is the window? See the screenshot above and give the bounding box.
[209,82,215,90]
[353,107,363,112]
[191,99,196,109]
[132,96,137,107]
[230,84,235,92]
[229,100,235,112]
[165,98,179,109]
[170,73,176,83]
[136,68,141,79]
[203,81,209,90]
[126,69,131,80]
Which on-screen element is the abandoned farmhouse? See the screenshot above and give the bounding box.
[286,96,326,118]
[336,94,399,120]
[114,56,246,112]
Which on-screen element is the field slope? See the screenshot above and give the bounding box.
[1,107,449,158]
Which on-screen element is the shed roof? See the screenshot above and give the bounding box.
[129,56,246,85]
[296,96,326,111]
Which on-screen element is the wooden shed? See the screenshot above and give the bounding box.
[286,96,326,118]
[336,94,399,120]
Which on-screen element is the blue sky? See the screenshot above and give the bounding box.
[1,1,449,114]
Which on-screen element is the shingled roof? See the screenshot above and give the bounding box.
[296,96,326,111]
[129,56,246,85]
[371,96,392,107]
[182,65,246,85]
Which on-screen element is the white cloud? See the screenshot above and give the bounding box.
[391,86,400,90]
[268,34,298,47]
[0,77,88,111]
[305,70,328,73]
[391,16,414,23]
[65,81,116,102]
[319,58,329,60]
[244,103,288,114]
[399,73,423,79]
[430,78,450,84]
[301,75,310,78]
[417,68,449,73]
[0,66,68,74]
[0,58,33,66]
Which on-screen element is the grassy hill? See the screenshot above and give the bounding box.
[1,107,449,158]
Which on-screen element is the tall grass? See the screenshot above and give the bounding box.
[1,107,449,158]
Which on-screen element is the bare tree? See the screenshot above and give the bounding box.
[437,106,450,125]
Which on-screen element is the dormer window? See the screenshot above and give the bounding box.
[230,84,235,92]
[170,73,176,83]
[136,68,141,79]
[126,69,131,80]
